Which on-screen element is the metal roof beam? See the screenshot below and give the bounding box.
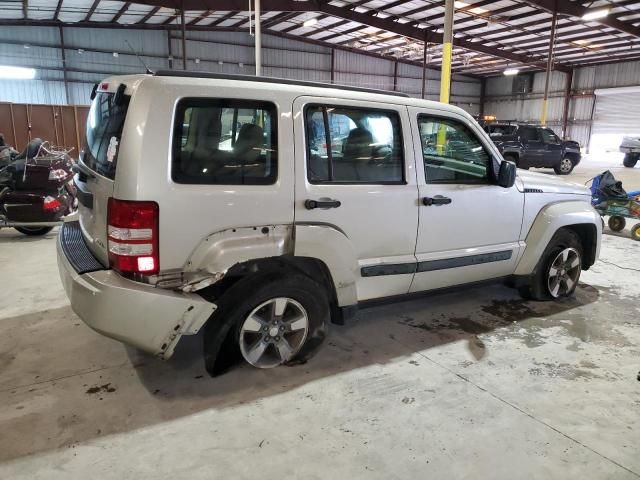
[84,0,101,22]
[316,2,562,71]
[53,0,63,21]
[138,6,161,24]
[132,0,317,12]
[521,0,640,39]
[112,2,131,23]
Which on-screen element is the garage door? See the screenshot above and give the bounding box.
[590,86,640,154]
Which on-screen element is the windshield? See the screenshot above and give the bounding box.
[82,91,130,180]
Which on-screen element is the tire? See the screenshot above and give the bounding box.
[504,153,527,169]
[554,156,575,175]
[203,272,329,376]
[631,223,640,241]
[623,153,638,168]
[518,229,583,301]
[14,226,53,236]
[608,215,626,232]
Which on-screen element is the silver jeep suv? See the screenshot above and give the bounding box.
[58,72,601,375]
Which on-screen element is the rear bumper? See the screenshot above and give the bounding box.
[57,221,216,358]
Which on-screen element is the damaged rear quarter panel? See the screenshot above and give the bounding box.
[183,225,294,288]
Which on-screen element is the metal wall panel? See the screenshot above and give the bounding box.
[575,60,640,90]
[484,97,565,122]
[0,80,67,104]
[0,26,59,44]
[0,26,481,107]
[63,27,168,56]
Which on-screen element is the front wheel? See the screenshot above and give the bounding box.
[14,226,53,236]
[203,272,329,375]
[519,229,582,301]
[623,153,638,168]
[631,223,640,241]
[554,156,575,175]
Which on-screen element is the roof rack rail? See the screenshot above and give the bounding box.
[153,70,411,98]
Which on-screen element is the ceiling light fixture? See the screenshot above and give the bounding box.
[582,8,610,21]
[504,68,520,76]
[303,18,318,27]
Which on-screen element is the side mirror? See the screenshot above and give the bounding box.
[497,160,517,188]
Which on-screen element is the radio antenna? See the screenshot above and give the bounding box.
[125,39,153,74]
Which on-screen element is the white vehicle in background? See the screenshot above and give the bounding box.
[57,72,602,376]
[620,135,640,168]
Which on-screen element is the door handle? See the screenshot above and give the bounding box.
[305,199,341,210]
[422,195,451,206]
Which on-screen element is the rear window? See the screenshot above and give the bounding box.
[172,98,277,185]
[82,91,130,180]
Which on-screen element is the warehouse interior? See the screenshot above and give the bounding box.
[0,1,639,478]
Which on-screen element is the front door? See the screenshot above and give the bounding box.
[408,108,525,293]
[293,96,419,301]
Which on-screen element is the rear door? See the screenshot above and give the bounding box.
[293,96,419,301]
[518,126,543,167]
[540,128,563,166]
[74,86,130,265]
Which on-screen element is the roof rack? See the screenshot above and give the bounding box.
[153,70,411,98]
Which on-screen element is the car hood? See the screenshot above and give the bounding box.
[562,139,581,150]
[516,170,590,196]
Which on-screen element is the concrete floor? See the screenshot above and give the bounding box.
[0,157,639,479]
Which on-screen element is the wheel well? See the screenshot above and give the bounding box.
[198,255,340,320]
[562,224,598,270]
[503,152,518,160]
[564,151,580,162]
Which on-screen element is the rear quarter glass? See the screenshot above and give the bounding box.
[82,91,130,180]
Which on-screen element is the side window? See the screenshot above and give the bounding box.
[540,128,561,144]
[418,115,490,184]
[172,98,277,185]
[305,105,404,184]
[519,127,539,142]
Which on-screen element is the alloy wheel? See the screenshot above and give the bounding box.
[559,158,573,173]
[547,248,581,298]
[239,297,309,368]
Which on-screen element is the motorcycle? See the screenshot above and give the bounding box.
[0,138,77,236]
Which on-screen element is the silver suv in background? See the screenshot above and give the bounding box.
[58,72,601,376]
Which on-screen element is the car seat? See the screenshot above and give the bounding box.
[338,127,373,181]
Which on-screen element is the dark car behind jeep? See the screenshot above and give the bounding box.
[484,124,581,175]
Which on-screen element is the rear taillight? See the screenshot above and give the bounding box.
[43,196,62,212]
[107,198,159,275]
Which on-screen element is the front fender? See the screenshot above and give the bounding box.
[294,224,359,307]
[514,200,602,276]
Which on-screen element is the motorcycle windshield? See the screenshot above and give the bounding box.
[82,92,130,180]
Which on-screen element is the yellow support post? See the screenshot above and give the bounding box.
[438,0,454,153]
[439,0,454,104]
